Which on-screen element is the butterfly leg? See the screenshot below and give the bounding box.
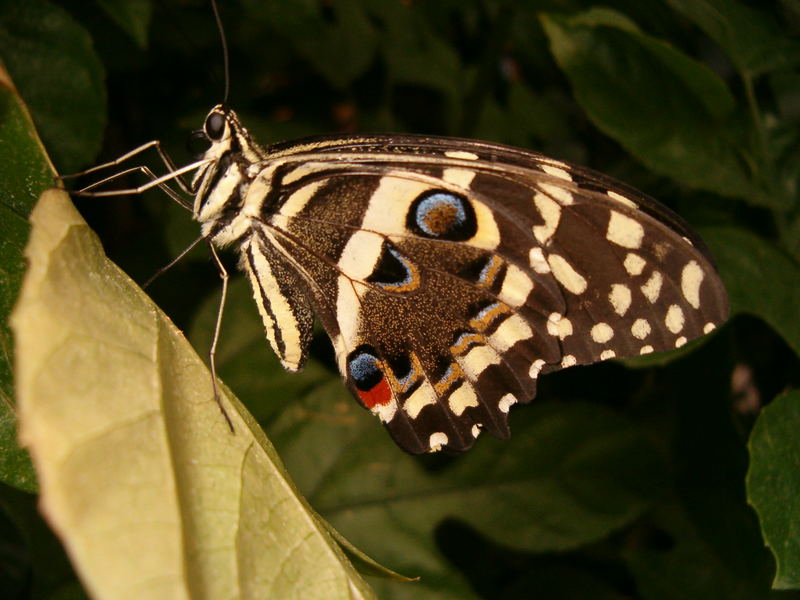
[208,242,235,433]
[59,140,196,195]
[142,236,205,290]
[71,165,191,210]
[67,160,206,206]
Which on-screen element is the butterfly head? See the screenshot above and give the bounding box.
[190,104,265,224]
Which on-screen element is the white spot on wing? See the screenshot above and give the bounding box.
[457,344,502,379]
[445,150,479,160]
[607,211,644,249]
[498,393,517,413]
[609,283,632,316]
[529,247,551,273]
[372,399,398,424]
[448,382,479,416]
[675,336,687,348]
[542,164,573,181]
[533,192,561,244]
[429,432,448,451]
[641,271,663,303]
[529,359,545,379]
[640,345,654,355]
[681,260,704,309]
[600,349,616,360]
[488,313,533,353]
[631,318,651,340]
[624,253,646,276]
[703,322,716,334]
[498,264,534,308]
[561,354,577,367]
[547,312,573,339]
[547,254,587,295]
[665,304,685,333]
[591,323,614,344]
[607,190,637,209]
[404,380,437,419]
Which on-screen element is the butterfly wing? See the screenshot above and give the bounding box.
[249,134,727,454]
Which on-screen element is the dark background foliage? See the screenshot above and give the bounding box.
[1,0,799,597]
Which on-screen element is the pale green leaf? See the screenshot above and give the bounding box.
[11,189,378,600]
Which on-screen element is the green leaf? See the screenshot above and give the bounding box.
[747,390,800,590]
[249,0,378,90]
[666,0,800,77]
[624,499,778,600]
[95,0,153,49]
[539,9,774,206]
[368,2,462,116]
[700,226,800,359]
[0,0,106,174]
[0,64,50,493]
[11,189,379,599]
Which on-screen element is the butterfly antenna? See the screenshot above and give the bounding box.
[211,0,230,104]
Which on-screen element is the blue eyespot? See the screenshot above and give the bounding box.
[407,190,477,241]
[347,346,383,391]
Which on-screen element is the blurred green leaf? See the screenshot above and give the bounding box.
[539,8,777,206]
[747,390,800,590]
[666,0,800,77]
[0,64,50,493]
[367,2,462,124]
[701,226,800,359]
[249,0,377,90]
[624,498,777,600]
[0,0,106,174]
[95,0,152,48]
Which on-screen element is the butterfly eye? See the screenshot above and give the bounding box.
[186,129,211,158]
[205,111,226,140]
[407,190,477,241]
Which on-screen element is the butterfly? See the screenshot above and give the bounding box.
[157,103,728,454]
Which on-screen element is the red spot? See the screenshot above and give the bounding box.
[357,377,392,409]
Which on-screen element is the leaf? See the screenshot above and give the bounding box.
[747,390,800,590]
[0,63,51,493]
[700,226,800,359]
[95,0,153,48]
[249,0,378,90]
[0,0,106,174]
[624,499,778,600]
[666,0,800,77]
[11,189,380,599]
[539,9,777,207]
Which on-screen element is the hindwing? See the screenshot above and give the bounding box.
[231,133,728,454]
